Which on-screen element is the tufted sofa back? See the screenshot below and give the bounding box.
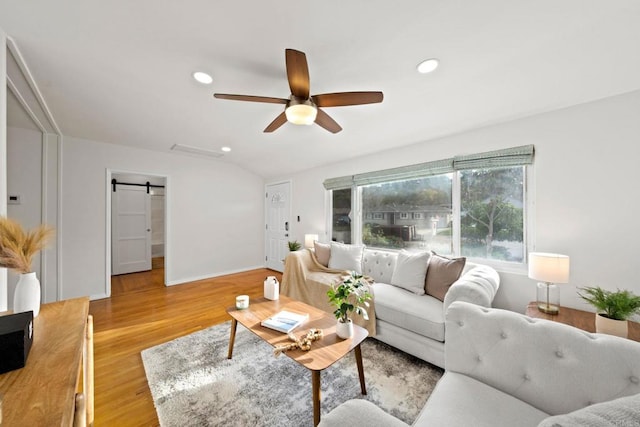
[361,249,398,283]
[446,302,640,415]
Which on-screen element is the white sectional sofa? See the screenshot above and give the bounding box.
[319,301,640,427]
[281,246,500,368]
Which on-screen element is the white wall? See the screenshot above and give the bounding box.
[0,28,7,311]
[273,90,640,314]
[6,127,43,304]
[61,136,265,300]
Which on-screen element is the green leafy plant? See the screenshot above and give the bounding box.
[578,286,640,321]
[287,241,302,251]
[327,272,372,323]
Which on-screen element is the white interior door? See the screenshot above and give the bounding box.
[112,185,152,275]
[265,182,291,272]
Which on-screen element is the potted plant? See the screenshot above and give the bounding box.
[288,240,302,251]
[578,286,640,338]
[327,272,372,339]
[0,217,53,317]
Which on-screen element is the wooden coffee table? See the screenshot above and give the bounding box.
[227,295,368,426]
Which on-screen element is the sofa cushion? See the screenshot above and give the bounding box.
[372,283,445,342]
[414,372,549,427]
[328,242,364,273]
[362,249,397,284]
[318,399,409,427]
[537,393,640,427]
[390,250,430,295]
[314,241,331,267]
[425,252,466,301]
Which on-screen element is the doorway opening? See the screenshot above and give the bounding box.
[107,171,168,296]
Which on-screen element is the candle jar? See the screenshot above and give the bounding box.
[235,295,249,310]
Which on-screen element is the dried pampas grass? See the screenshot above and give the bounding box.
[0,217,54,274]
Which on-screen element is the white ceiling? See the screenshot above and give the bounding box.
[2,1,639,178]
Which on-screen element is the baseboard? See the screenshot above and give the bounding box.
[89,292,110,301]
[166,265,266,286]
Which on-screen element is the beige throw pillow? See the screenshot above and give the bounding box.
[425,252,466,301]
[313,241,331,267]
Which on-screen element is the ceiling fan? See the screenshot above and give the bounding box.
[214,49,383,134]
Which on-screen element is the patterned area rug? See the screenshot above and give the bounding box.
[142,322,443,427]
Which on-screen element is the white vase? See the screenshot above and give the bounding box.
[13,272,41,317]
[336,319,354,339]
[595,313,628,338]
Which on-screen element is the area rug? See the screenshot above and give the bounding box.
[141,322,443,427]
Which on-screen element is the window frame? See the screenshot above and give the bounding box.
[325,148,534,274]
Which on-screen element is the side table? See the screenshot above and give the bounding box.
[526,302,640,343]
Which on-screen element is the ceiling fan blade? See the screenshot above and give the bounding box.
[313,91,384,107]
[315,108,342,133]
[264,112,288,133]
[214,94,288,104]
[285,49,310,99]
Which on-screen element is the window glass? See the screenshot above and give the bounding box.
[361,175,453,252]
[460,166,525,262]
[332,188,351,243]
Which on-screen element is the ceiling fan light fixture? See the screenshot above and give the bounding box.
[193,71,213,84]
[285,102,317,125]
[417,58,439,74]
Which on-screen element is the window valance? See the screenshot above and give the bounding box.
[323,145,534,189]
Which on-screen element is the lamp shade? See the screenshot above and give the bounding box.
[304,234,319,249]
[528,252,570,283]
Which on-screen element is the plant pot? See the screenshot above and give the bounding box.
[595,313,628,338]
[336,318,354,339]
[13,272,41,317]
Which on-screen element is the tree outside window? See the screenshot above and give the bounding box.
[459,166,524,262]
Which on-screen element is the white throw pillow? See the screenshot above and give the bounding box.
[328,242,364,273]
[390,250,430,294]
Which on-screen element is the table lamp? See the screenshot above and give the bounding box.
[528,252,570,315]
[304,234,319,249]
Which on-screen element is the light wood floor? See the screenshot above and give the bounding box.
[90,264,282,426]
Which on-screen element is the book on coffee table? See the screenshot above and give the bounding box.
[261,310,309,333]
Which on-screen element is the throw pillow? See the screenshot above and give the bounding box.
[390,250,430,295]
[328,242,364,273]
[537,393,640,427]
[424,252,466,301]
[313,241,331,267]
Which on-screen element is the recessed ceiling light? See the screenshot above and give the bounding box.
[221,146,232,152]
[193,71,213,84]
[416,58,439,74]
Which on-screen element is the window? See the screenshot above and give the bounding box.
[331,188,351,243]
[460,166,525,262]
[324,146,533,267]
[362,175,453,252]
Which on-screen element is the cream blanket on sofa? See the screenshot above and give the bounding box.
[281,249,377,336]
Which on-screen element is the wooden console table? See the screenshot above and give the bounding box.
[526,301,640,343]
[0,297,92,426]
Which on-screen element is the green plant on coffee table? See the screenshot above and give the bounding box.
[327,272,372,323]
[288,240,302,251]
[577,286,640,321]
